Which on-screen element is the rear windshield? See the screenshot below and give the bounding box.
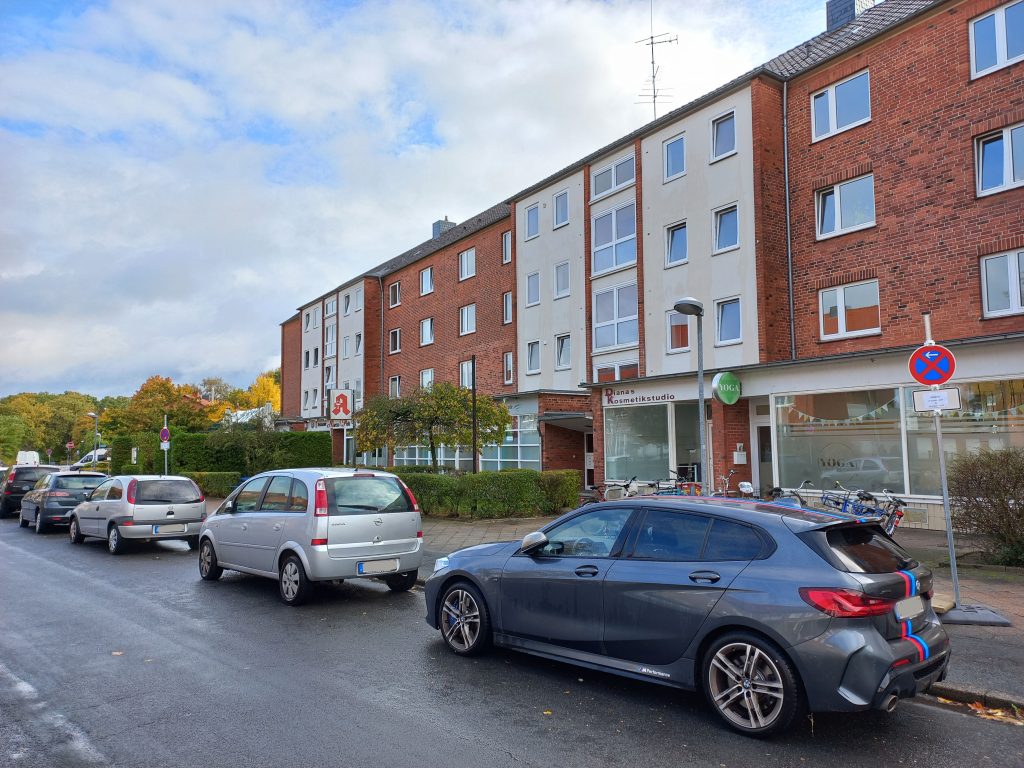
[55,476,105,490]
[325,476,412,516]
[14,468,56,482]
[134,479,202,505]
[825,525,916,573]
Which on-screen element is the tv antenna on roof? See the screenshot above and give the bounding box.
[636,0,677,120]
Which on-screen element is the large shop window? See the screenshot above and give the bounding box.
[604,405,671,482]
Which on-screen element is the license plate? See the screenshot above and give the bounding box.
[357,558,399,575]
[895,595,924,620]
[153,524,186,534]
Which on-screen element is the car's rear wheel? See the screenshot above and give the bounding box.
[383,570,417,592]
[278,554,311,606]
[107,525,127,555]
[438,582,491,656]
[198,539,223,581]
[69,518,84,544]
[34,512,46,534]
[19,514,29,528]
[702,632,804,737]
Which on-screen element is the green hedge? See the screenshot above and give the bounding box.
[122,463,141,474]
[109,436,132,475]
[390,468,578,519]
[537,470,583,513]
[173,433,212,472]
[394,471,463,517]
[148,432,333,476]
[180,471,242,498]
[461,471,546,519]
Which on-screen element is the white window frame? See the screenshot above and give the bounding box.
[341,335,350,358]
[325,325,336,357]
[666,220,688,267]
[355,333,362,356]
[459,360,474,389]
[818,279,881,340]
[389,328,401,354]
[666,311,691,353]
[354,287,363,311]
[712,203,740,254]
[554,261,570,299]
[388,281,401,307]
[502,230,512,263]
[594,360,640,383]
[591,201,637,275]
[312,347,319,367]
[664,132,686,181]
[981,250,1024,317]
[526,271,540,307]
[970,1,1024,78]
[420,266,434,295]
[420,317,434,346]
[324,365,335,388]
[590,154,635,201]
[312,308,320,328]
[459,304,476,336]
[554,334,571,370]
[710,110,737,162]
[593,282,639,352]
[325,299,337,317]
[811,70,871,141]
[815,174,876,239]
[312,387,318,406]
[715,297,742,346]
[420,368,434,389]
[389,376,401,398]
[342,294,351,315]
[553,190,569,228]
[303,350,310,369]
[526,340,541,375]
[976,122,1024,196]
[503,352,514,384]
[302,390,309,408]
[459,247,476,280]
[503,291,513,324]
[303,312,311,331]
[525,204,540,240]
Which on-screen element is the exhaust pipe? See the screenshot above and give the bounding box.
[881,694,898,713]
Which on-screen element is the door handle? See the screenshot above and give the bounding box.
[689,570,721,584]
[273,524,282,531]
[241,523,248,531]
[574,565,599,577]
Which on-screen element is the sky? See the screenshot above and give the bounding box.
[0,0,825,397]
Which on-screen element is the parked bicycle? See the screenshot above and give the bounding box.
[580,476,639,505]
[650,469,702,496]
[877,488,908,535]
[766,480,814,507]
[821,480,881,516]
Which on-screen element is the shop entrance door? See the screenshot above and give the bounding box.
[749,399,773,496]
[584,433,595,488]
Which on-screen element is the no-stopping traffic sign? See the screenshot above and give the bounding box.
[909,344,956,386]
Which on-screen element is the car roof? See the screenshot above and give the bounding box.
[112,475,195,481]
[251,467,401,480]
[52,471,106,477]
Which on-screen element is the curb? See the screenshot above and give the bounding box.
[928,682,1024,710]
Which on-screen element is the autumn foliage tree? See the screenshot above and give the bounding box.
[99,376,216,435]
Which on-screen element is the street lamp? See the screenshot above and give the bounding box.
[86,412,99,469]
[673,298,708,493]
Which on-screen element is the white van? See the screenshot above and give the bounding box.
[71,448,109,470]
[16,451,40,466]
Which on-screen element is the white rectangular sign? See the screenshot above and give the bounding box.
[913,387,961,413]
[328,389,354,419]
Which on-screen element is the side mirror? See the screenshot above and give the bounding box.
[221,499,235,514]
[520,531,548,555]
[83,490,93,501]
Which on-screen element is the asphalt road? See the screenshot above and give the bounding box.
[1,520,1023,768]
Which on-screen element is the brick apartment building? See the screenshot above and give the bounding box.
[280,0,1023,528]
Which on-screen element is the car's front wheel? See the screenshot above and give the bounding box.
[19,513,29,528]
[438,581,491,656]
[702,631,804,737]
[383,570,417,592]
[34,512,46,534]
[198,539,223,581]
[69,517,84,544]
[278,554,311,606]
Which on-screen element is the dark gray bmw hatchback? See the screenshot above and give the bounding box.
[424,498,950,736]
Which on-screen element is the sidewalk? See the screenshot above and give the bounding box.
[419,517,1024,708]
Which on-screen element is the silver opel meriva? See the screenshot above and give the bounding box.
[198,468,423,605]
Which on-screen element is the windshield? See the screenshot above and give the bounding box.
[134,479,203,505]
[55,476,105,491]
[325,476,412,515]
[825,525,916,573]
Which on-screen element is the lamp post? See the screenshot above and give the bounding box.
[86,412,99,469]
[673,298,708,493]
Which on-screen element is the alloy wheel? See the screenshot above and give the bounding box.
[707,642,786,731]
[34,513,43,534]
[108,527,119,553]
[441,589,481,652]
[281,561,300,601]
[200,543,213,576]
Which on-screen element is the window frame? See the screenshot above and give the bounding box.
[459,247,476,281]
[420,266,434,295]
[354,333,362,356]
[525,204,540,240]
[976,122,1024,196]
[818,278,882,340]
[981,250,1024,317]
[815,173,876,239]
[970,1,1024,78]
[420,317,434,346]
[526,340,541,375]
[590,154,636,201]
[554,261,571,299]
[388,281,401,308]
[594,360,640,383]
[712,203,740,254]
[591,201,637,275]
[593,282,639,352]
[389,376,401,398]
[325,324,336,357]
[325,298,337,317]
[810,69,871,142]
[526,271,540,307]
[503,351,514,384]
[666,310,691,353]
[502,230,512,263]
[553,189,569,229]
[354,288,363,311]
[342,294,351,315]
[503,291,513,324]
[554,333,572,370]
[710,110,737,162]
[420,368,434,389]
[666,220,688,267]
[459,303,476,336]
[715,297,742,346]
[341,334,349,359]
[304,349,310,369]
[389,328,401,354]
[459,360,474,389]
[664,132,686,181]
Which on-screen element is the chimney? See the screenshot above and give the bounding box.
[432,216,456,239]
[826,0,876,31]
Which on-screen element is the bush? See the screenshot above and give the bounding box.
[181,471,242,498]
[394,471,463,516]
[122,463,142,475]
[109,436,132,475]
[460,470,546,519]
[949,447,1024,566]
[386,464,451,474]
[174,433,212,472]
[538,470,582,513]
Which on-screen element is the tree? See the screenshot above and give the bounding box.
[103,376,217,435]
[245,371,281,412]
[0,415,28,464]
[354,382,511,470]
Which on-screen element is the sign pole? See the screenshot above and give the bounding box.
[163,414,169,476]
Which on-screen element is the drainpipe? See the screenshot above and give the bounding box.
[783,80,796,360]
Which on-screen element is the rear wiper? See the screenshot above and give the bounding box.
[337,504,380,511]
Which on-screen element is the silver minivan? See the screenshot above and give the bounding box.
[197,468,423,605]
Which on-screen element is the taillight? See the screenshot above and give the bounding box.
[314,479,328,517]
[126,479,137,505]
[402,481,420,512]
[311,538,328,546]
[191,480,204,503]
[49,491,71,497]
[799,587,896,618]
[417,530,423,539]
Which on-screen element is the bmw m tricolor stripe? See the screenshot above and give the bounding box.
[903,620,930,661]
[897,569,918,596]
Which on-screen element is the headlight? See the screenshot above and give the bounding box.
[433,556,450,573]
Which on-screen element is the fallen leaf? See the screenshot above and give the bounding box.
[542,710,553,716]
[111,651,123,656]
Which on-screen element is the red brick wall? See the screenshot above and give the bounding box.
[710,399,752,490]
[362,276,385,399]
[787,0,1024,358]
[591,387,606,485]
[280,315,301,418]
[537,393,591,478]
[381,217,515,395]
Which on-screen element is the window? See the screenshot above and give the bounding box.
[261,476,293,511]
[459,247,476,280]
[502,230,512,263]
[354,379,362,406]
[313,308,320,328]
[592,155,635,199]
[503,352,514,384]
[594,283,639,350]
[665,133,685,180]
[312,347,319,367]
[288,479,309,512]
[820,279,881,339]
[325,299,337,317]
[389,376,401,398]
[302,390,309,408]
[325,325,336,357]
[342,335,350,358]
[420,317,434,346]
[666,222,687,265]
[716,298,741,344]
[459,360,474,388]
[713,204,739,253]
[526,340,541,374]
[526,272,540,306]
[592,202,637,273]
[343,294,351,315]
[812,70,871,140]
[976,122,1024,195]
[982,250,1024,317]
[355,333,363,355]
[460,304,476,335]
[389,328,401,353]
[503,291,513,324]
[526,204,539,239]
[554,261,570,299]
[536,507,633,557]
[596,361,640,382]
[234,478,268,512]
[388,281,400,307]
[667,311,690,351]
[312,387,318,404]
[711,112,736,160]
[555,334,571,370]
[971,1,1024,78]
[304,350,310,369]
[420,266,434,295]
[354,287,363,310]
[817,174,875,237]
[420,368,434,389]
[704,519,765,560]
[632,510,709,561]
[553,190,569,228]
[303,311,312,331]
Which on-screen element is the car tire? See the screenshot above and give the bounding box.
[34,512,46,534]
[107,524,128,555]
[701,631,805,737]
[198,539,223,581]
[69,517,84,544]
[278,554,311,606]
[185,536,199,551]
[383,570,418,592]
[438,581,492,656]
[19,513,29,528]
[0,499,8,519]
